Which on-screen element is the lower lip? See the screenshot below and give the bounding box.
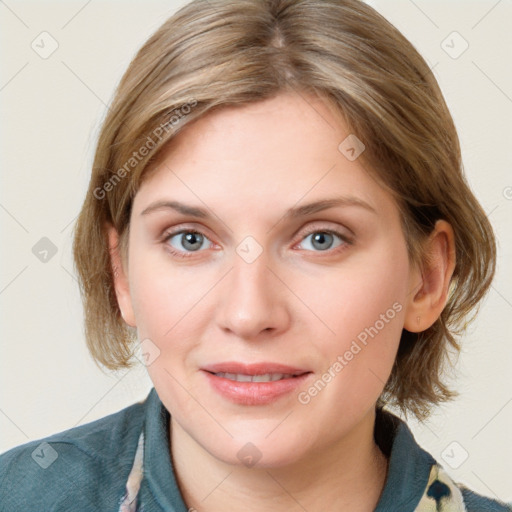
[203,371,311,405]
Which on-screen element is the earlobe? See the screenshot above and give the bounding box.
[106,223,137,328]
[403,220,456,333]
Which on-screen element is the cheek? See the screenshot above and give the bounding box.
[128,237,199,333]
[302,236,409,402]
[304,242,408,340]
[127,246,220,378]
[131,274,173,340]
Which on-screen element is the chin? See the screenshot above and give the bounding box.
[204,434,309,470]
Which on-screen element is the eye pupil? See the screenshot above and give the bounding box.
[312,232,333,250]
[182,232,203,251]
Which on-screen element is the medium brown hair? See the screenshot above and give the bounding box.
[72,0,496,421]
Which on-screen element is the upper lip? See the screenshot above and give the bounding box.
[202,362,311,376]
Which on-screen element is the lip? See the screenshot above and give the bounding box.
[202,361,310,376]
[201,361,312,406]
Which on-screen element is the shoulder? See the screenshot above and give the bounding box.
[375,407,511,512]
[417,462,512,512]
[458,483,512,512]
[0,393,149,511]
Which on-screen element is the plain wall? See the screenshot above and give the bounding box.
[0,0,511,502]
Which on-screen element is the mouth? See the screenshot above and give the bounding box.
[208,372,303,382]
[201,362,312,405]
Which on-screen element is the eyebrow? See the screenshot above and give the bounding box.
[140,195,377,219]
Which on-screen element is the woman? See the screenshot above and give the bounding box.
[1,0,510,510]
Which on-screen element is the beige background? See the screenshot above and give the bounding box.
[0,0,511,502]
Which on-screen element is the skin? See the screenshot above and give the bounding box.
[108,91,456,511]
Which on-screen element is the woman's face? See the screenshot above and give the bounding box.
[116,92,420,467]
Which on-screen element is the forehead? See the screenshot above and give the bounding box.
[132,92,398,224]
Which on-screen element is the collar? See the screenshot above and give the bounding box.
[126,387,439,511]
[373,405,437,510]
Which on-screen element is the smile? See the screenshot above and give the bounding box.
[212,372,297,382]
[202,366,312,405]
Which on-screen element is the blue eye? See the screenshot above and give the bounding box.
[164,230,213,258]
[298,230,347,252]
[162,227,352,260]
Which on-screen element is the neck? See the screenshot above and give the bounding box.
[170,408,389,512]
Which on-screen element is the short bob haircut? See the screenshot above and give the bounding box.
[72,0,496,422]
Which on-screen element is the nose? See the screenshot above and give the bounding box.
[216,252,291,340]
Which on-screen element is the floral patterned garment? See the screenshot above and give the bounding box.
[118,431,145,512]
[416,464,469,511]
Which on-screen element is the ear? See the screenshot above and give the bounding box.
[106,223,136,328]
[403,220,456,332]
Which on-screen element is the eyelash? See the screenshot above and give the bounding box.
[161,225,353,260]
